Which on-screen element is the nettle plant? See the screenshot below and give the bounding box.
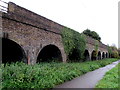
[61,27,86,62]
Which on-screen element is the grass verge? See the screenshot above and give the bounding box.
[1,58,118,89]
[96,62,119,88]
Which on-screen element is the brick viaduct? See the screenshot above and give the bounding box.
[1,2,109,64]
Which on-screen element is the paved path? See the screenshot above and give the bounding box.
[54,60,120,88]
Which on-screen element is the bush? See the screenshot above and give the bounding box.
[82,29,101,41]
[1,58,118,89]
[111,51,119,58]
[61,27,86,61]
[108,45,119,58]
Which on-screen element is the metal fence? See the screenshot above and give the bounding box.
[0,0,8,13]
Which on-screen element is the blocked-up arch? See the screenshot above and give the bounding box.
[37,44,62,62]
[91,50,97,60]
[2,38,27,64]
[98,51,101,60]
[102,52,105,59]
[84,49,90,61]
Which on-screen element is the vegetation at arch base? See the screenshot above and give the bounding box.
[82,29,101,59]
[61,27,86,62]
[107,45,119,59]
[93,40,99,58]
[1,58,118,89]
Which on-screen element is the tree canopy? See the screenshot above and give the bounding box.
[82,29,101,41]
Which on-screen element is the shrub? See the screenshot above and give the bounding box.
[1,58,118,89]
[82,29,101,41]
[111,51,119,58]
[61,27,86,61]
[108,45,119,58]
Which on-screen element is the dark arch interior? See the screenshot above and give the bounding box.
[106,53,108,58]
[84,49,90,61]
[91,50,97,60]
[37,45,62,62]
[2,38,27,64]
[68,49,80,62]
[102,52,105,59]
[109,53,111,58]
[98,51,101,60]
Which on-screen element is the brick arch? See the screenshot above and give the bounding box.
[2,2,110,64]
[106,52,108,58]
[102,52,105,59]
[2,38,27,64]
[98,51,101,60]
[36,44,62,63]
[91,50,97,60]
[84,49,90,61]
[109,53,111,58]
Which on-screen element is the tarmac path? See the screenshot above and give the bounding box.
[54,60,120,88]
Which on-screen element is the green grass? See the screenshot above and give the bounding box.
[96,63,119,88]
[1,58,118,89]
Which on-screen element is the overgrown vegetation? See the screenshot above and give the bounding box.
[93,40,99,59]
[83,29,101,41]
[61,27,118,61]
[61,27,86,61]
[0,68,2,90]
[1,58,118,89]
[96,63,119,88]
[108,45,119,58]
[118,48,120,58]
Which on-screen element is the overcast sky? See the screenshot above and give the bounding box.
[2,0,119,48]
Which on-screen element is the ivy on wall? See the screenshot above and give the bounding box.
[61,27,86,61]
[93,40,99,58]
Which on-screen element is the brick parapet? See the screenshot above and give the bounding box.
[3,2,64,34]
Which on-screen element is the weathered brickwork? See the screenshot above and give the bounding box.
[2,2,109,64]
[86,36,108,52]
[2,17,66,64]
[2,2,66,64]
[86,36,109,59]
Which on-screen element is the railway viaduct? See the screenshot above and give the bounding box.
[1,2,109,64]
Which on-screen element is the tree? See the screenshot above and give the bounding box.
[82,29,101,41]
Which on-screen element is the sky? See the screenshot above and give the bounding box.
[1,0,120,48]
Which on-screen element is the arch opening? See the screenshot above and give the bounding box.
[106,52,108,58]
[91,50,97,60]
[2,38,27,64]
[68,48,80,62]
[37,45,62,62]
[83,49,90,61]
[102,52,105,59]
[109,53,111,58]
[98,51,101,60]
